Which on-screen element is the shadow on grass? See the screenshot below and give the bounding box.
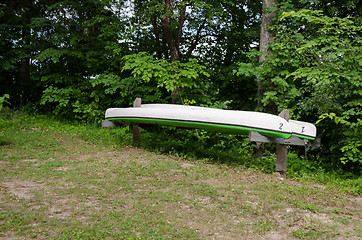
[0,135,12,146]
[135,126,361,195]
[138,126,276,171]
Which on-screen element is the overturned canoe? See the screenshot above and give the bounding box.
[140,104,317,140]
[105,104,294,139]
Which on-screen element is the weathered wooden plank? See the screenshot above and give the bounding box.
[134,97,141,108]
[249,131,321,147]
[102,120,121,128]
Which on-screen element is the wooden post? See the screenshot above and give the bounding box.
[133,98,141,144]
[276,109,289,177]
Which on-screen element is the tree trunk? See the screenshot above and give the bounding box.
[151,12,162,60]
[161,0,187,103]
[258,0,278,113]
[161,0,182,62]
[19,58,30,105]
[19,7,32,106]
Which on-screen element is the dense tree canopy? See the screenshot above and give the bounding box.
[1,0,361,168]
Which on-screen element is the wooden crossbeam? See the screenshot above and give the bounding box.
[102,120,119,128]
[249,131,321,147]
[249,109,320,177]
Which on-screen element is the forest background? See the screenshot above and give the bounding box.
[0,0,361,175]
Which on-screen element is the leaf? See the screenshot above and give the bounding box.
[0,94,10,111]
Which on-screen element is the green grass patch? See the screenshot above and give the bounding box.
[138,125,361,195]
[0,111,361,239]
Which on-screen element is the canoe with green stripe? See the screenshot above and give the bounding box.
[140,104,317,140]
[105,104,293,139]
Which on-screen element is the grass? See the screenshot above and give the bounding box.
[0,111,361,239]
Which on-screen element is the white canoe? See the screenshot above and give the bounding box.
[105,104,293,139]
[141,104,317,140]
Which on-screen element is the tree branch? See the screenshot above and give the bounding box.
[176,0,187,51]
[186,18,207,57]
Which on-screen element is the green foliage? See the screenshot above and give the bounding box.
[40,87,73,113]
[0,94,10,111]
[276,10,361,165]
[317,111,362,164]
[39,71,165,122]
[122,52,210,93]
[235,9,362,167]
[1,0,360,176]
[30,0,134,121]
[40,85,102,121]
[36,48,80,64]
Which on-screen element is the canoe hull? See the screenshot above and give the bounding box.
[138,104,317,140]
[105,105,293,139]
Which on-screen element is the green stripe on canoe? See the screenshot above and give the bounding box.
[292,133,315,141]
[107,117,292,139]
